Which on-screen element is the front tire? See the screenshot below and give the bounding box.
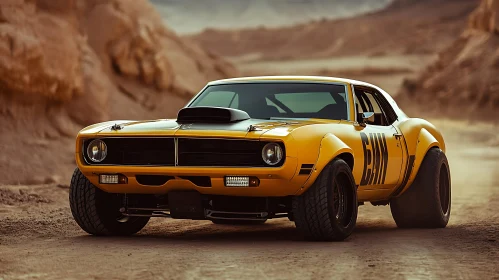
[69,168,150,236]
[390,148,451,228]
[293,159,358,241]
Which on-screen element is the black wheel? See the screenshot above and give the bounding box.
[390,148,451,228]
[211,219,267,225]
[292,159,358,241]
[69,168,150,236]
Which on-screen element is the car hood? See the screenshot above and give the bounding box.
[78,118,340,139]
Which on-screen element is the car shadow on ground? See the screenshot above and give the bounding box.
[69,219,420,245]
[69,219,498,256]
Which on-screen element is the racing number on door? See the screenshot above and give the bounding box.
[360,132,388,186]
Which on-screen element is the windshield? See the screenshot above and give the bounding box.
[189,83,349,120]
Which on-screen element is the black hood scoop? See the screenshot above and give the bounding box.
[177,107,251,123]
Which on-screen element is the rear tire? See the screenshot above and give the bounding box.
[211,219,267,225]
[292,159,358,241]
[390,148,451,228]
[69,168,150,236]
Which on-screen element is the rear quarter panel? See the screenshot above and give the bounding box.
[395,118,446,196]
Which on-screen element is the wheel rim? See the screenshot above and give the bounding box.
[332,172,354,227]
[439,163,450,215]
[332,177,345,221]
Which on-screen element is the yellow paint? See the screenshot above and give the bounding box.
[75,76,447,202]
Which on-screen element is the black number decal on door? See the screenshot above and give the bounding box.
[360,132,389,186]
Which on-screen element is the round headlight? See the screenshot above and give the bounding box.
[262,143,283,166]
[87,139,107,163]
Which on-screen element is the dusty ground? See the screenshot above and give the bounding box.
[0,120,498,280]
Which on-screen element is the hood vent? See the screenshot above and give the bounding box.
[177,107,250,123]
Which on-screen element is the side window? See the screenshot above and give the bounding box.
[354,87,388,126]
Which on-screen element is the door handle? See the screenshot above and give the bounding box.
[393,133,402,138]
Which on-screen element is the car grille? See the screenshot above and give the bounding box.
[178,138,269,167]
[83,138,175,166]
[84,138,284,167]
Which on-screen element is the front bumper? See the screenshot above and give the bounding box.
[77,154,305,196]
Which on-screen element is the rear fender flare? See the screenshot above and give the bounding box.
[396,128,440,196]
[295,133,353,195]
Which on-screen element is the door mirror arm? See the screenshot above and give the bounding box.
[359,112,375,127]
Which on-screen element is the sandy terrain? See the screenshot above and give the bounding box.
[1,119,498,280]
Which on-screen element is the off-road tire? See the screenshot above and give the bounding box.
[293,159,358,241]
[69,168,150,236]
[390,148,451,228]
[211,219,267,225]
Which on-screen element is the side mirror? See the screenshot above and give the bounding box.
[360,112,375,127]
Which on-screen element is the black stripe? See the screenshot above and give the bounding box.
[301,164,314,168]
[299,168,313,175]
[380,134,388,184]
[360,132,370,185]
[371,133,380,185]
[391,155,415,197]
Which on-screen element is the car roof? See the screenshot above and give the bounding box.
[207,75,377,87]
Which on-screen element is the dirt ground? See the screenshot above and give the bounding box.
[0,119,498,280]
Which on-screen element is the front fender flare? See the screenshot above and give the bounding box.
[294,133,353,195]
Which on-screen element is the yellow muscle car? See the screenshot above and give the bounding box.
[69,76,451,241]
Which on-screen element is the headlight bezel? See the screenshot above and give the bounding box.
[261,142,284,166]
[86,139,108,163]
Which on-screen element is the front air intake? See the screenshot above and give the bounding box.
[176,107,250,123]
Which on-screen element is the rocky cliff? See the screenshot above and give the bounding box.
[0,0,236,184]
[151,0,392,34]
[188,0,478,60]
[397,0,499,122]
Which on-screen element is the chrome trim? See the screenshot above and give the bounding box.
[207,80,348,86]
[86,139,108,163]
[121,207,171,218]
[174,138,179,167]
[205,209,268,221]
[176,136,260,141]
[351,83,358,123]
[128,207,169,212]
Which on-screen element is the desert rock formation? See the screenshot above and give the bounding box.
[151,0,392,34]
[397,0,499,121]
[0,0,236,184]
[188,0,478,60]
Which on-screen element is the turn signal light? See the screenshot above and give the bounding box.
[99,174,128,184]
[225,176,260,187]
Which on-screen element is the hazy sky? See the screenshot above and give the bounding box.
[150,0,392,34]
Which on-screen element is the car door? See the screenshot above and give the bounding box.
[353,86,404,190]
